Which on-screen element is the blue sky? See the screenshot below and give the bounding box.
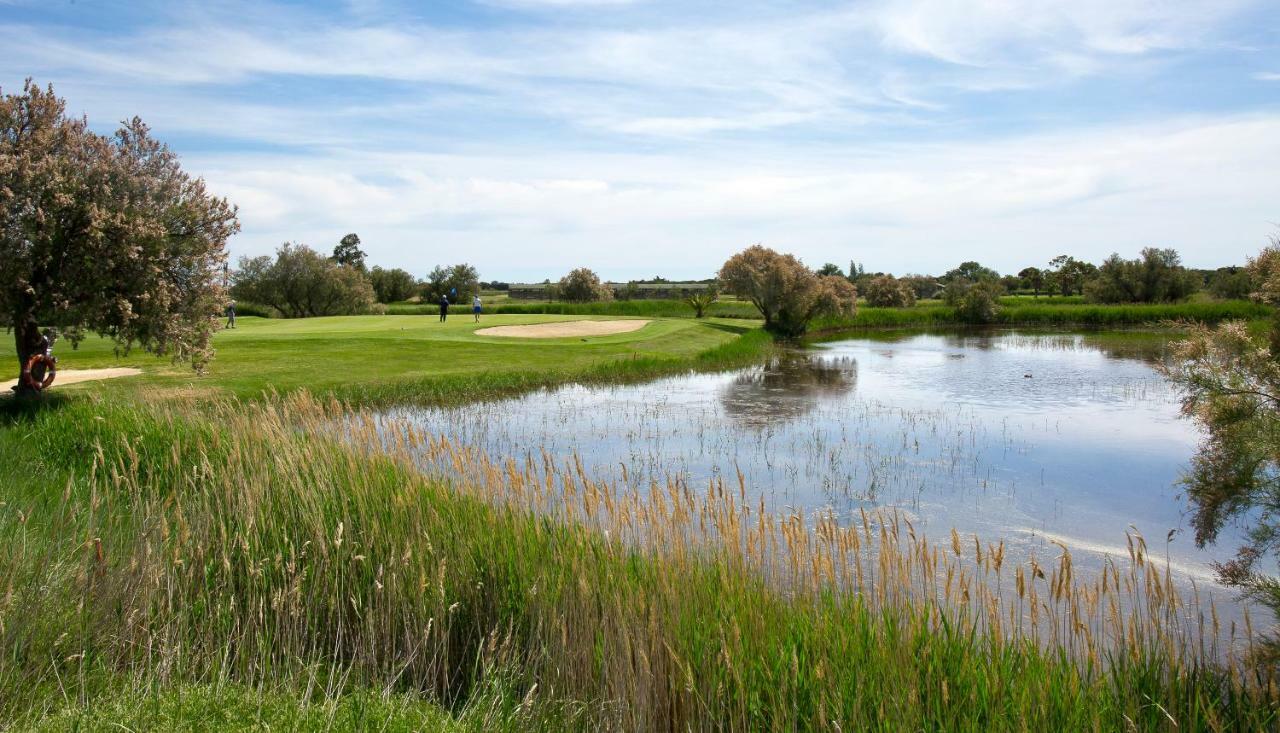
[3,0,1279,280]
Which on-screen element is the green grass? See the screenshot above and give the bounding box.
[4,310,1278,729]
[814,299,1271,332]
[388,298,761,319]
[13,314,758,403]
[1,395,1274,730]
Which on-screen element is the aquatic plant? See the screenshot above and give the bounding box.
[1,393,1275,729]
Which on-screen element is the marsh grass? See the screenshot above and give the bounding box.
[1,391,1276,730]
[815,300,1272,331]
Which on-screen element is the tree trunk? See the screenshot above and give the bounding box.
[12,315,44,395]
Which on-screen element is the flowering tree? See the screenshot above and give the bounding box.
[558,267,614,303]
[718,245,857,336]
[1162,237,1280,659]
[2,81,238,390]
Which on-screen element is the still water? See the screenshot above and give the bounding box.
[386,330,1251,599]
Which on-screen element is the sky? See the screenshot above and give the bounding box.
[2,0,1279,281]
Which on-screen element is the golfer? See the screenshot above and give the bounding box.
[472,294,482,322]
[225,300,236,329]
[439,294,449,322]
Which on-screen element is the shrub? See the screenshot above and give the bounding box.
[718,244,857,337]
[558,268,614,303]
[231,243,375,318]
[943,279,1003,323]
[862,275,916,308]
[684,290,719,318]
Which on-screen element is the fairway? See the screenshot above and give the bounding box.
[6,314,743,399]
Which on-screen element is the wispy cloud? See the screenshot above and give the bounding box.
[2,0,1277,278]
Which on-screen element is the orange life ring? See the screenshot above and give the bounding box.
[21,353,56,391]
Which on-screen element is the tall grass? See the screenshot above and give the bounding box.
[1,393,1275,729]
[815,300,1272,332]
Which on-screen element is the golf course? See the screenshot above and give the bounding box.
[4,306,1280,731]
[6,10,1280,726]
[19,314,751,401]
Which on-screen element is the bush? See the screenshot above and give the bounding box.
[684,290,719,318]
[862,275,916,308]
[558,268,614,303]
[719,245,857,337]
[943,279,1002,323]
[231,243,375,318]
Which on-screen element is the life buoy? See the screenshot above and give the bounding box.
[21,353,56,391]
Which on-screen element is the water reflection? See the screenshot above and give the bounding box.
[719,354,857,428]
[381,329,1247,624]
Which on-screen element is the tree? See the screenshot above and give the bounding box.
[2,81,239,390]
[1084,248,1197,303]
[684,289,719,318]
[900,274,941,300]
[862,275,916,308]
[816,263,844,277]
[1047,255,1097,296]
[718,244,857,337]
[943,279,1003,323]
[1018,267,1045,297]
[943,261,1000,283]
[369,266,417,303]
[332,233,366,270]
[1160,240,1280,659]
[423,264,480,303]
[558,267,614,302]
[231,243,374,318]
[1208,267,1251,300]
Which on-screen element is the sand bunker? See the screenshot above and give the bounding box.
[476,319,650,339]
[3,367,141,391]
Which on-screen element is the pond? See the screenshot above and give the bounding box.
[383,329,1254,621]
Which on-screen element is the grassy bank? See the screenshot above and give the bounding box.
[814,299,1271,332]
[1,394,1274,730]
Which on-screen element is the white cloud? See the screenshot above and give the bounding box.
[190,113,1280,279]
[1255,72,1280,81]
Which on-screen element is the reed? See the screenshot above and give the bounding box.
[1,393,1275,729]
[814,300,1272,331]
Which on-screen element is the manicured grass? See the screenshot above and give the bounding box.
[388,298,761,319]
[12,314,753,401]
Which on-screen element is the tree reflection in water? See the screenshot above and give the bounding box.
[718,352,857,428]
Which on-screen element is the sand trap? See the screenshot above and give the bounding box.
[476,319,650,339]
[3,367,141,391]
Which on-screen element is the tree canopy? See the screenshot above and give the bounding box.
[1,80,239,387]
[369,266,417,303]
[423,263,480,303]
[332,233,366,270]
[558,267,614,302]
[718,244,857,337]
[231,243,374,318]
